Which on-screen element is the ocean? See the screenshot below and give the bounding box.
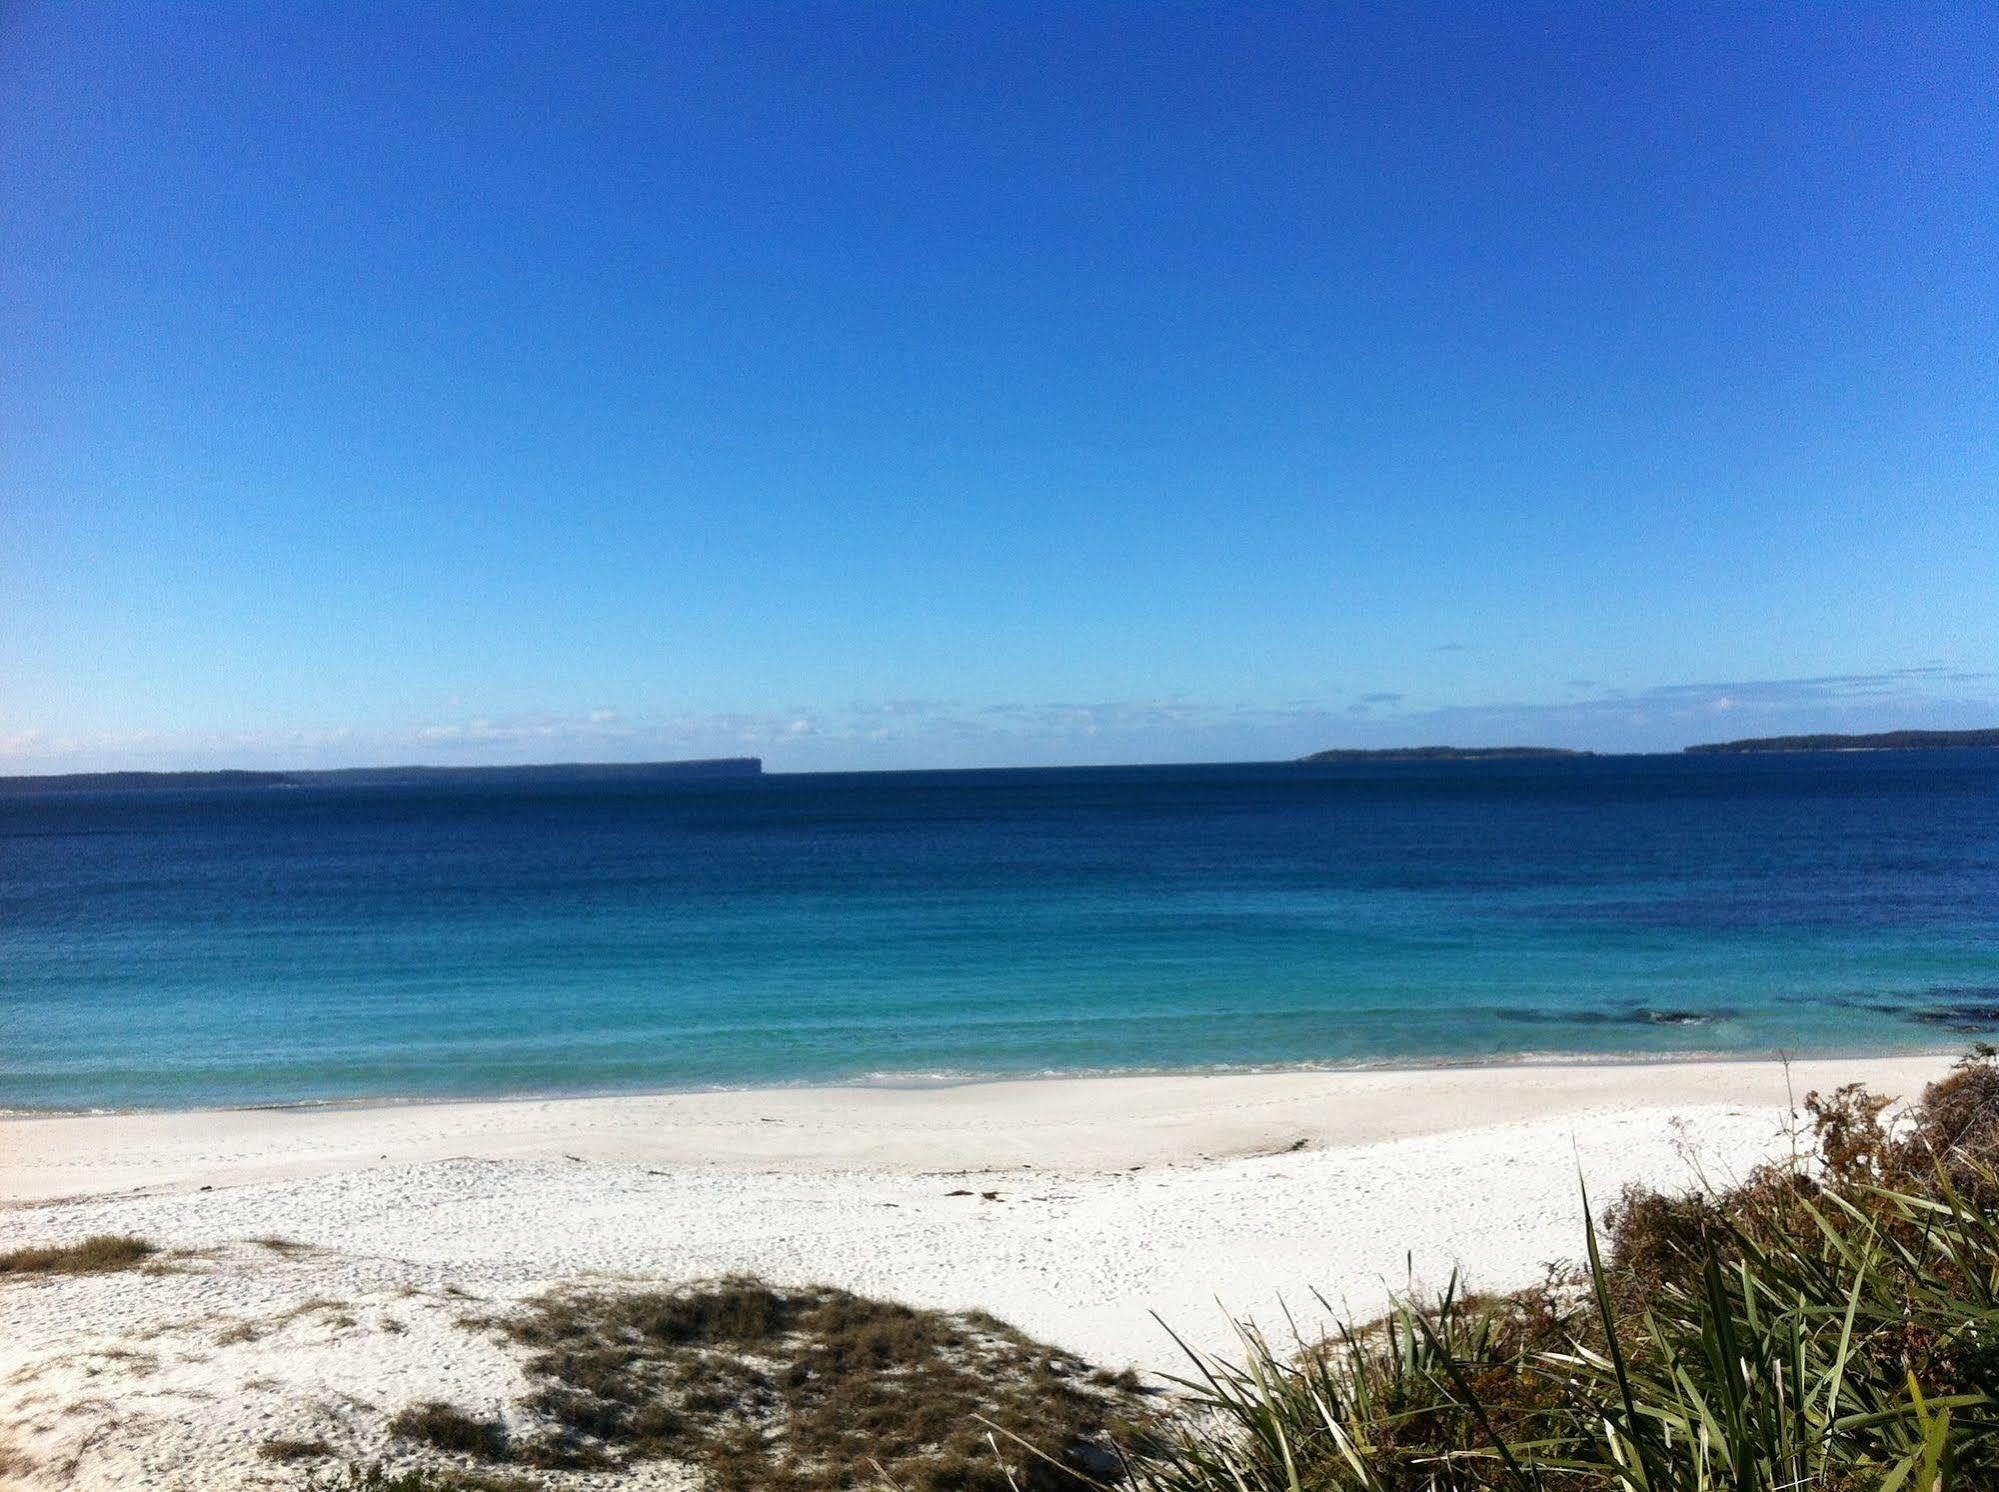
[3,753,1996,1111]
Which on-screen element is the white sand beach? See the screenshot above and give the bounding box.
[0,1055,1951,1489]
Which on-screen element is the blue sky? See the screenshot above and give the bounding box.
[3,2,1995,771]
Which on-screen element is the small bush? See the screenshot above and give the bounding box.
[0,1235,156,1276]
[386,1402,509,1460]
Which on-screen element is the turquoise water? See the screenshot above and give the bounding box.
[3,755,1997,1111]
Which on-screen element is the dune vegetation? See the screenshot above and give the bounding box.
[289,1050,1999,1492]
[0,1234,156,1277]
[358,1280,1148,1491]
[1112,1046,1999,1492]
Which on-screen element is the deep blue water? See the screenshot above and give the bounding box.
[3,754,1998,1111]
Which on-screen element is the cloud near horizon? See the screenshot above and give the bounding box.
[3,668,1995,775]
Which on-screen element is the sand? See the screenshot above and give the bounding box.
[0,1054,1950,1489]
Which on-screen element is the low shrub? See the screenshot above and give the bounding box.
[501,1278,1151,1491]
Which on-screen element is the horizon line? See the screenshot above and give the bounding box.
[7,730,1999,786]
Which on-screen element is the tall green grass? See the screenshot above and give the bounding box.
[1104,1051,1999,1492]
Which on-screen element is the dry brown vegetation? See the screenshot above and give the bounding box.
[214,1294,364,1346]
[260,1436,336,1462]
[382,1278,1152,1491]
[305,1466,544,1492]
[0,1235,156,1277]
[1603,1045,1999,1313]
[388,1402,510,1460]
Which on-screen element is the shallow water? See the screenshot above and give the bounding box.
[3,754,1996,1110]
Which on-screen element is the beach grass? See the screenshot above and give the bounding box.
[0,1234,156,1277]
[1107,1046,1999,1491]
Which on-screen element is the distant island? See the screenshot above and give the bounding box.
[0,758,764,794]
[1685,729,1999,755]
[1299,746,1592,764]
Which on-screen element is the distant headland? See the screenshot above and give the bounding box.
[1298,730,1999,764]
[1684,728,1999,755]
[1299,746,1592,764]
[0,758,764,794]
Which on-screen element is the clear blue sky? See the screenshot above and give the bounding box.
[4,2,1995,770]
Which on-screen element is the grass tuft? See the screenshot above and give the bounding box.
[387,1402,510,1461]
[0,1235,156,1277]
[259,1437,335,1462]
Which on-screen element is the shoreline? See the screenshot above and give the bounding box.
[0,1052,1954,1207]
[0,1040,1958,1124]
